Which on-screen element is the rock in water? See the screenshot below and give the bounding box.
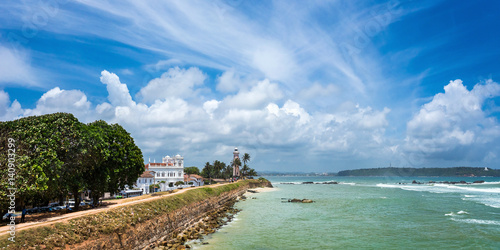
[302,199,314,203]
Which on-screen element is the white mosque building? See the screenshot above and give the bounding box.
[135,154,185,194]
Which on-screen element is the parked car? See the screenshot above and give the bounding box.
[2,213,19,220]
[26,207,39,214]
[51,205,66,211]
[38,206,52,213]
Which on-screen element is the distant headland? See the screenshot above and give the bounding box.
[336,167,500,177]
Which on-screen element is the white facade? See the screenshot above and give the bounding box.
[135,171,155,194]
[135,154,185,193]
[184,174,204,187]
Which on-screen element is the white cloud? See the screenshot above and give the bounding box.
[222,79,283,110]
[300,83,339,100]
[23,87,92,121]
[404,79,500,162]
[203,99,220,118]
[137,67,206,103]
[0,91,23,121]
[216,69,242,93]
[100,70,135,107]
[251,43,298,83]
[0,68,397,171]
[0,45,37,86]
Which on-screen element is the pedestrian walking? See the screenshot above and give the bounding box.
[21,207,26,223]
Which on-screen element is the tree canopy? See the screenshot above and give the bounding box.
[184,166,200,175]
[0,113,144,213]
[199,152,258,182]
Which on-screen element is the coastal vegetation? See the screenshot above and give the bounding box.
[0,113,144,214]
[336,167,500,177]
[184,166,200,175]
[0,179,271,249]
[200,153,258,183]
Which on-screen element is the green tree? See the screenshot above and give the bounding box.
[248,168,258,176]
[174,181,185,186]
[201,162,214,184]
[222,165,233,180]
[243,153,250,166]
[213,160,226,178]
[103,124,144,199]
[0,113,145,212]
[0,113,88,211]
[184,166,200,175]
[241,164,250,178]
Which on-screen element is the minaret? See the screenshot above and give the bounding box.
[233,147,240,178]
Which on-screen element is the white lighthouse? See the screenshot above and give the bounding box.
[233,147,240,178]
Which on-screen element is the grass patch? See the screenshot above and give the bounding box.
[0,180,267,249]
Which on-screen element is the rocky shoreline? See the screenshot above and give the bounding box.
[149,196,242,250]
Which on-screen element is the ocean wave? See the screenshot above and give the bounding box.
[340,182,356,186]
[445,211,468,216]
[451,218,500,226]
[376,183,446,193]
[434,184,500,194]
[471,181,500,185]
[462,196,500,209]
[377,183,500,194]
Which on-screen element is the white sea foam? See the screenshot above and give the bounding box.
[471,181,500,185]
[445,211,468,216]
[341,182,356,186]
[461,197,500,208]
[451,218,500,226]
[377,183,500,194]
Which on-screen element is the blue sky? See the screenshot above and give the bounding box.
[1,0,500,172]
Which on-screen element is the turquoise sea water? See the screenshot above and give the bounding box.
[194,176,500,249]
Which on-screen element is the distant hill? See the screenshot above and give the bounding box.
[336,167,500,177]
[258,171,336,176]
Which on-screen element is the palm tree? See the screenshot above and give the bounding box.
[241,164,250,178]
[243,153,251,166]
[213,160,225,179]
[202,162,213,184]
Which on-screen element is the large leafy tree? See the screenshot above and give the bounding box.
[0,113,144,212]
[0,113,87,212]
[84,121,144,207]
[105,124,144,196]
[184,166,200,175]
